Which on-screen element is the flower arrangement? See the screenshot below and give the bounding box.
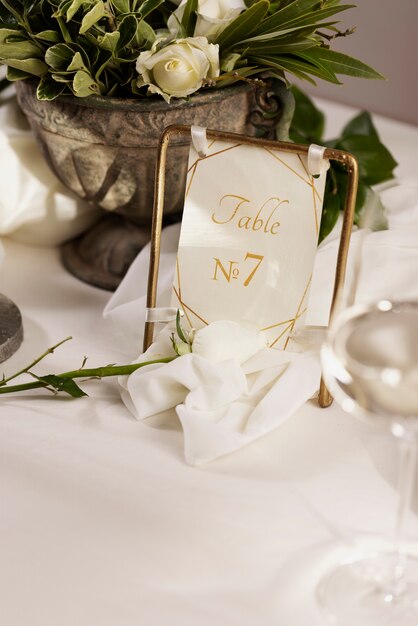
[0,0,383,102]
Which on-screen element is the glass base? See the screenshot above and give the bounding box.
[317,550,418,626]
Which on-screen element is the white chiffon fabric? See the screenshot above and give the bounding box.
[0,94,99,245]
[105,178,418,465]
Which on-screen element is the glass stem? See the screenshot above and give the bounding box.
[391,434,417,594]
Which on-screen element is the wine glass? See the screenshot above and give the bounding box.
[318,299,418,626]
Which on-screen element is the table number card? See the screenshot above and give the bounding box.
[170,137,328,350]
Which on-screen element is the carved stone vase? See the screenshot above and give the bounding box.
[16,78,293,290]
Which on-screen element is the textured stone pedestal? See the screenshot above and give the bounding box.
[0,294,23,363]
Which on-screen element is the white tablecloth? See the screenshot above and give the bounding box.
[1,98,417,626]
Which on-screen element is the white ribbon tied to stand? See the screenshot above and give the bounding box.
[307,143,329,177]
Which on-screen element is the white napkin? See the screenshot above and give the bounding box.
[106,179,418,465]
[0,93,99,245]
[118,323,321,465]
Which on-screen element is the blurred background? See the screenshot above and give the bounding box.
[299,0,418,125]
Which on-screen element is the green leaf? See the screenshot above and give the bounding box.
[289,85,324,143]
[36,73,66,100]
[134,19,155,49]
[66,0,83,22]
[2,56,47,76]
[138,0,165,20]
[0,39,42,60]
[336,134,397,185]
[39,374,88,398]
[72,69,100,96]
[35,29,61,43]
[67,50,87,71]
[116,14,138,51]
[99,30,120,53]
[79,0,106,35]
[111,0,130,12]
[176,310,188,344]
[0,27,25,45]
[252,3,354,36]
[341,111,379,140]
[355,184,388,230]
[215,1,270,50]
[181,0,198,37]
[6,65,32,81]
[220,52,241,72]
[319,176,341,243]
[306,48,385,80]
[45,43,74,70]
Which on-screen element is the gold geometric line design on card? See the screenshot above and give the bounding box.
[262,316,300,331]
[312,182,319,235]
[265,148,313,187]
[185,162,198,199]
[284,275,312,350]
[175,258,182,300]
[187,142,241,173]
[172,284,209,328]
[186,143,241,199]
[268,307,307,348]
[187,138,216,172]
[297,154,323,203]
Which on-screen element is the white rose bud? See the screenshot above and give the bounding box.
[136,37,219,102]
[168,0,246,41]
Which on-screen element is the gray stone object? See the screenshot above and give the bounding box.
[15,78,293,290]
[0,294,23,364]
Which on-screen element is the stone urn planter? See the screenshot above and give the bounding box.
[16,78,293,290]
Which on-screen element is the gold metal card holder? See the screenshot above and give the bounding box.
[144,125,359,408]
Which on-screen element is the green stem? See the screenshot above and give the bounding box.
[0,337,72,387]
[0,357,176,395]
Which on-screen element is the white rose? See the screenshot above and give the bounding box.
[168,0,246,41]
[191,321,268,364]
[136,37,219,102]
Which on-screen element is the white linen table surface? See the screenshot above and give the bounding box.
[1,98,418,626]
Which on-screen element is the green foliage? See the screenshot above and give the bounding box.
[0,0,383,99]
[289,87,398,242]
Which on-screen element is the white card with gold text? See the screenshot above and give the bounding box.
[171,139,328,349]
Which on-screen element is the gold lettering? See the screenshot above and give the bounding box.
[243,253,264,287]
[211,195,288,236]
[212,258,239,283]
[212,195,250,225]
